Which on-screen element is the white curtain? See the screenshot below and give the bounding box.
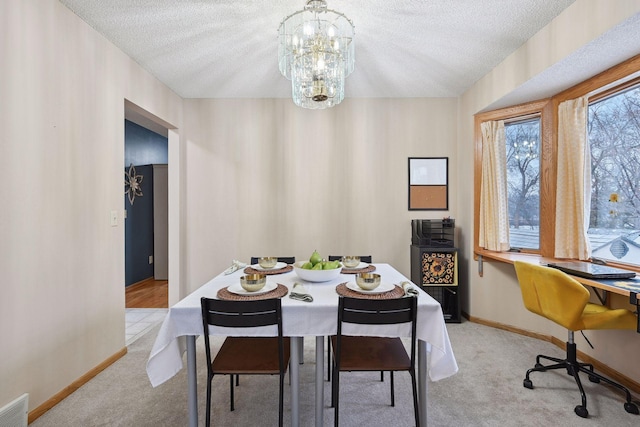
[479,120,510,252]
[555,96,591,259]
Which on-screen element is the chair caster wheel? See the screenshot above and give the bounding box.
[574,405,588,418]
[624,402,639,414]
[523,379,533,389]
[588,375,600,383]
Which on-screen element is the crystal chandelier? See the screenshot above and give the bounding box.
[278,0,355,109]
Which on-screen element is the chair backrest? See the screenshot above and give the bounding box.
[513,261,590,330]
[336,296,417,366]
[339,296,415,326]
[201,298,283,328]
[328,255,373,263]
[200,298,286,370]
[250,257,296,265]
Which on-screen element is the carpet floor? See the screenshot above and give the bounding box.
[31,320,640,426]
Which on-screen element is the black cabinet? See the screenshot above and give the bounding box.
[410,219,461,323]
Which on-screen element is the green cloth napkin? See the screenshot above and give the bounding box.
[289,282,313,302]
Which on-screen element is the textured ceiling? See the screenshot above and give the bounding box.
[57,0,579,99]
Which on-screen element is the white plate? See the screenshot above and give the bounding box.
[227,281,278,295]
[251,262,287,271]
[343,262,369,270]
[346,282,395,294]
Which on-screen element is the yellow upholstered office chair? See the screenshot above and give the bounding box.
[513,261,639,418]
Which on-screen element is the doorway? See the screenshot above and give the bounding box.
[124,100,179,344]
[123,121,167,296]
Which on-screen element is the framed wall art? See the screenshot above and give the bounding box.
[408,157,448,210]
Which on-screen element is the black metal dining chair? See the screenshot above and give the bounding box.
[330,296,419,427]
[328,255,372,263]
[200,297,290,427]
[250,256,296,265]
[326,255,374,381]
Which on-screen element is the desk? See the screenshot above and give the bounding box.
[477,252,640,333]
[146,263,458,427]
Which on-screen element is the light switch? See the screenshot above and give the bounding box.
[149,255,154,264]
[110,210,118,227]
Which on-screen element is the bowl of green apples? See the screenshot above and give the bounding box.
[293,250,342,282]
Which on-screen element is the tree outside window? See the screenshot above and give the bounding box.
[588,84,640,266]
[505,118,541,250]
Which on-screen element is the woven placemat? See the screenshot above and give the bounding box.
[335,282,404,299]
[217,284,289,301]
[341,265,377,275]
[243,265,293,275]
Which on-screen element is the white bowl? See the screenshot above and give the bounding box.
[293,261,342,283]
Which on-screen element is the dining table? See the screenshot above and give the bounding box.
[146,262,459,427]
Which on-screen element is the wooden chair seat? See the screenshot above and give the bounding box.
[213,336,291,374]
[330,336,409,371]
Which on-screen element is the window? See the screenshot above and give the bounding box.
[475,54,640,271]
[505,118,541,250]
[588,83,640,267]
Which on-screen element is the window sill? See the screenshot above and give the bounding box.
[474,249,639,275]
[474,249,553,267]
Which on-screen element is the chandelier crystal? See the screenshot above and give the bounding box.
[278,0,355,109]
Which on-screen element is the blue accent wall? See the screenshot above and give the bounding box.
[125,120,168,165]
[125,120,168,286]
[125,165,154,285]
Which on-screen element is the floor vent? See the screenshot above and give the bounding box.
[0,394,28,427]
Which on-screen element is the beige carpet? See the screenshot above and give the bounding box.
[31,320,639,426]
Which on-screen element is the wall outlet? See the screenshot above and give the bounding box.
[149,255,154,264]
[110,210,118,227]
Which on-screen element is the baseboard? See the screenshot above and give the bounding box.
[28,347,128,424]
[464,313,640,395]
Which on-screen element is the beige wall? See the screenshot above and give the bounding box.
[0,0,183,411]
[457,0,640,382]
[182,98,459,292]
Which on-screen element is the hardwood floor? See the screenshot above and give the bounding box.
[125,278,168,308]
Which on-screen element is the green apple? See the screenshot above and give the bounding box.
[309,250,322,266]
[323,260,340,270]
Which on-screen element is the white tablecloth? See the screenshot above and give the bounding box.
[147,263,458,387]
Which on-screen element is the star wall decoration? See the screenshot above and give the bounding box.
[125,163,143,205]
